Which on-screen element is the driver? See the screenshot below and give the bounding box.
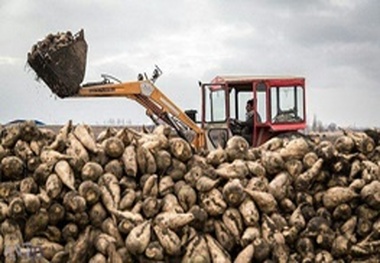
[241,99,261,144]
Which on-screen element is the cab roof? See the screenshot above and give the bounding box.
[211,75,305,85]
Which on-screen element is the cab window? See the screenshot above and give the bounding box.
[205,87,226,122]
[270,86,304,123]
[235,85,266,122]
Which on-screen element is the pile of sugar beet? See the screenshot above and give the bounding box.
[2,121,380,262]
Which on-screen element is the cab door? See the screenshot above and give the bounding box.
[252,81,271,146]
[233,81,270,147]
[201,83,230,150]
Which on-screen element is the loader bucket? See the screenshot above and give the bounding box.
[27,29,87,98]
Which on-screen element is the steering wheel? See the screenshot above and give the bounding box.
[229,119,243,135]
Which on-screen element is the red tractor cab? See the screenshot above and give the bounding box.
[200,76,306,149]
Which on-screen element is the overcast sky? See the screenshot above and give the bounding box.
[1,0,379,128]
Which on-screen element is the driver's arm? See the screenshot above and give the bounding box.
[242,118,253,130]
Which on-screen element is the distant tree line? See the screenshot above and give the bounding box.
[103,118,132,126]
[305,114,337,133]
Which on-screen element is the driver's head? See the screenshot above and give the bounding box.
[246,99,254,112]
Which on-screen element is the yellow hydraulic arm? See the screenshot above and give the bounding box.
[77,79,206,149]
